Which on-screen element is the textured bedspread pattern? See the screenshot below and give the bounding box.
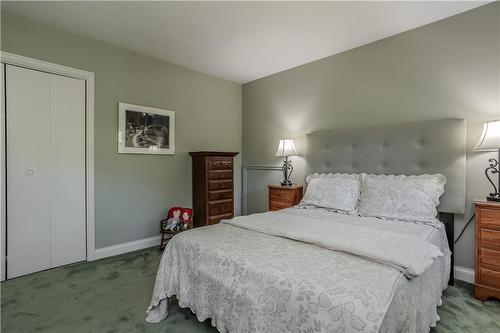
[223,210,442,278]
[146,209,444,333]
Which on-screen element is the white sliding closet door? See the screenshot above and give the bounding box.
[7,66,51,278]
[6,65,86,279]
[49,73,86,268]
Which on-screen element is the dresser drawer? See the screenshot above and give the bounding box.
[208,159,233,170]
[208,213,232,225]
[208,159,222,170]
[208,180,232,191]
[209,200,232,216]
[220,159,233,169]
[477,267,500,289]
[270,189,292,202]
[478,208,500,229]
[479,247,500,268]
[269,200,292,211]
[208,190,233,201]
[479,228,500,251]
[208,170,233,180]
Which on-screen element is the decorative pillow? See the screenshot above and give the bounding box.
[300,173,361,212]
[357,174,446,224]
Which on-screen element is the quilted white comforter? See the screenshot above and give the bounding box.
[146,208,450,333]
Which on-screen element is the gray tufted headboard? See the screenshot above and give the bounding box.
[305,119,466,214]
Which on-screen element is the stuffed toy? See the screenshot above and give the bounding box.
[161,207,183,232]
[180,208,193,230]
[161,207,193,233]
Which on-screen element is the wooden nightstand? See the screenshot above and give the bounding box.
[268,185,303,211]
[473,199,500,301]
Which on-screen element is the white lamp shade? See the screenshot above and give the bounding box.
[474,120,500,151]
[275,139,297,157]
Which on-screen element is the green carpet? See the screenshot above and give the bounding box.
[1,247,499,333]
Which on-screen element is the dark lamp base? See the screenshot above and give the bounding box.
[280,181,292,186]
[487,196,500,202]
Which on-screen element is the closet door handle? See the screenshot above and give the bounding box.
[24,169,35,177]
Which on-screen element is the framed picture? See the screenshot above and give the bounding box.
[118,103,175,154]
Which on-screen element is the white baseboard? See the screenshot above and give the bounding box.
[94,235,161,260]
[454,265,475,284]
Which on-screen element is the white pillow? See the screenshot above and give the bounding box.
[300,173,361,212]
[358,174,446,224]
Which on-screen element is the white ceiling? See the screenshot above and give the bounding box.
[2,1,489,83]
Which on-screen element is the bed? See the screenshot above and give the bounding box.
[146,119,466,333]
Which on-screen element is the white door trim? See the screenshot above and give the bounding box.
[1,51,96,268]
[1,64,5,281]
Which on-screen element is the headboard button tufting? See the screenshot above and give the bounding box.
[305,119,466,215]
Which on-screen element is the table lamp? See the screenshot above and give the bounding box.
[275,139,297,186]
[474,120,500,202]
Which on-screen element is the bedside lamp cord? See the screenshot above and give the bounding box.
[453,214,475,244]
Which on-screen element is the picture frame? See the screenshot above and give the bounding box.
[118,103,175,155]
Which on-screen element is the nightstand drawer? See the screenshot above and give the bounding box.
[270,189,292,202]
[479,228,500,251]
[269,200,291,211]
[479,247,500,268]
[477,267,500,289]
[268,184,303,211]
[479,208,500,230]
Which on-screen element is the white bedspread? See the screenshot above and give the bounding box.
[146,208,450,333]
[223,210,442,278]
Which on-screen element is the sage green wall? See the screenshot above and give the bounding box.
[242,2,500,269]
[1,11,242,249]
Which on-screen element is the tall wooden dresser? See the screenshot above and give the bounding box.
[189,151,238,228]
[474,199,500,301]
